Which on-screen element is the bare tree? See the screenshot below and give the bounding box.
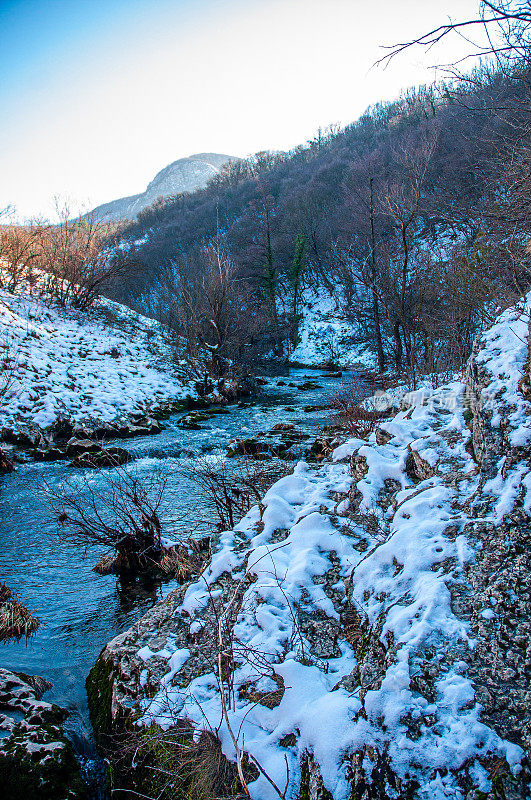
[179,454,287,531]
[0,223,44,292]
[159,233,263,378]
[379,128,439,373]
[377,1,531,76]
[38,200,127,310]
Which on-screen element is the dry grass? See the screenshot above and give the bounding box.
[93,540,210,580]
[0,583,40,642]
[158,546,199,580]
[92,554,117,575]
[116,722,250,800]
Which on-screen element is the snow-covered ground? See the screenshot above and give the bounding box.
[130,297,531,799]
[0,286,195,428]
[287,287,375,368]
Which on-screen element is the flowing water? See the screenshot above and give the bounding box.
[0,370,349,791]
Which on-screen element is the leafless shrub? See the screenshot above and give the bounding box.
[111,544,308,800]
[0,223,44,292]
[179,454,288,530]
[41,464,183,575]
[0,333,18,404]
[0,583,40,642]
[328,374,386,436]
[113,720,249,800]
[36,201,128,310]
[143,231,266,379]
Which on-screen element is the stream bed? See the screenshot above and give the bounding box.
[0,370,348,788]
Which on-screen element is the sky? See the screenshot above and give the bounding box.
[0,0,484,221]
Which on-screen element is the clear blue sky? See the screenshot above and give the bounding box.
[0,0,482,220]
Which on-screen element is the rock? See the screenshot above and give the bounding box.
[0,447,15,473]
[227,438,271,457]
[350,453,369,481]
[405,447,436,483]
[91,423,120,439]
[49,418,75,445]
[297,381,321,391]
[1,426,46,450]
[271,422,294,431]
[375,426,393,445]
[194,376,214,396]
[178,411,210,430]
[0,668,87,800]
[33,447,66,462]
[65,438,101,457]
[70,447,132,468]
[217,376,257,401]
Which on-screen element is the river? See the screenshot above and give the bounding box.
[0,370,350,786]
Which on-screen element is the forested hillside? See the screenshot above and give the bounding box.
[113,65,531,378]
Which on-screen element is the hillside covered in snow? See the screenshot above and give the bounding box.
[287,287,375,368]
[0,286,195,429]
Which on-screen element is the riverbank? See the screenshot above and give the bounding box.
[0,284,198,431]
[0,369,347,799]
[87,296,531,800]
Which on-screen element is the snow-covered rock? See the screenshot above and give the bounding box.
[88,297,531,799]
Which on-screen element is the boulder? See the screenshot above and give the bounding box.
[217,376,257,401]
[404,447,436,483]
[178,411,210,430]
[0,669,87,800]
[297,381,321,391]
[65,438,101,458]
[1,426,46,450]
[70,447,132,468]
[33,447,66,462]
[49,418,74,445]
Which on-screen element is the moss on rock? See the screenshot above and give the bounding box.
[85,652,116,743]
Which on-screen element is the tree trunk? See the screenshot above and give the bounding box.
[393,320,403,372]
[369,178,386,373]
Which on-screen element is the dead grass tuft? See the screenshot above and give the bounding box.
[0,583,40,642]
[93,540,211,581]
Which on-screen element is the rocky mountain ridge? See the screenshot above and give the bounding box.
[87,152,237,222]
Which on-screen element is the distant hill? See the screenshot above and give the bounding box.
[87,153,238,222]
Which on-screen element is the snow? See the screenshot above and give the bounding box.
[475,295,531,447]
[0,284,195,428]
[287,287,375,368]
[134,294,531,800]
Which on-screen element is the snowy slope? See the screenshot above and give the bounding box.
[288,287,375,368]
[118,296,531,799]
[0,286,195,428]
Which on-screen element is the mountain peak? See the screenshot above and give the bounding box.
[87,153,238,222]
